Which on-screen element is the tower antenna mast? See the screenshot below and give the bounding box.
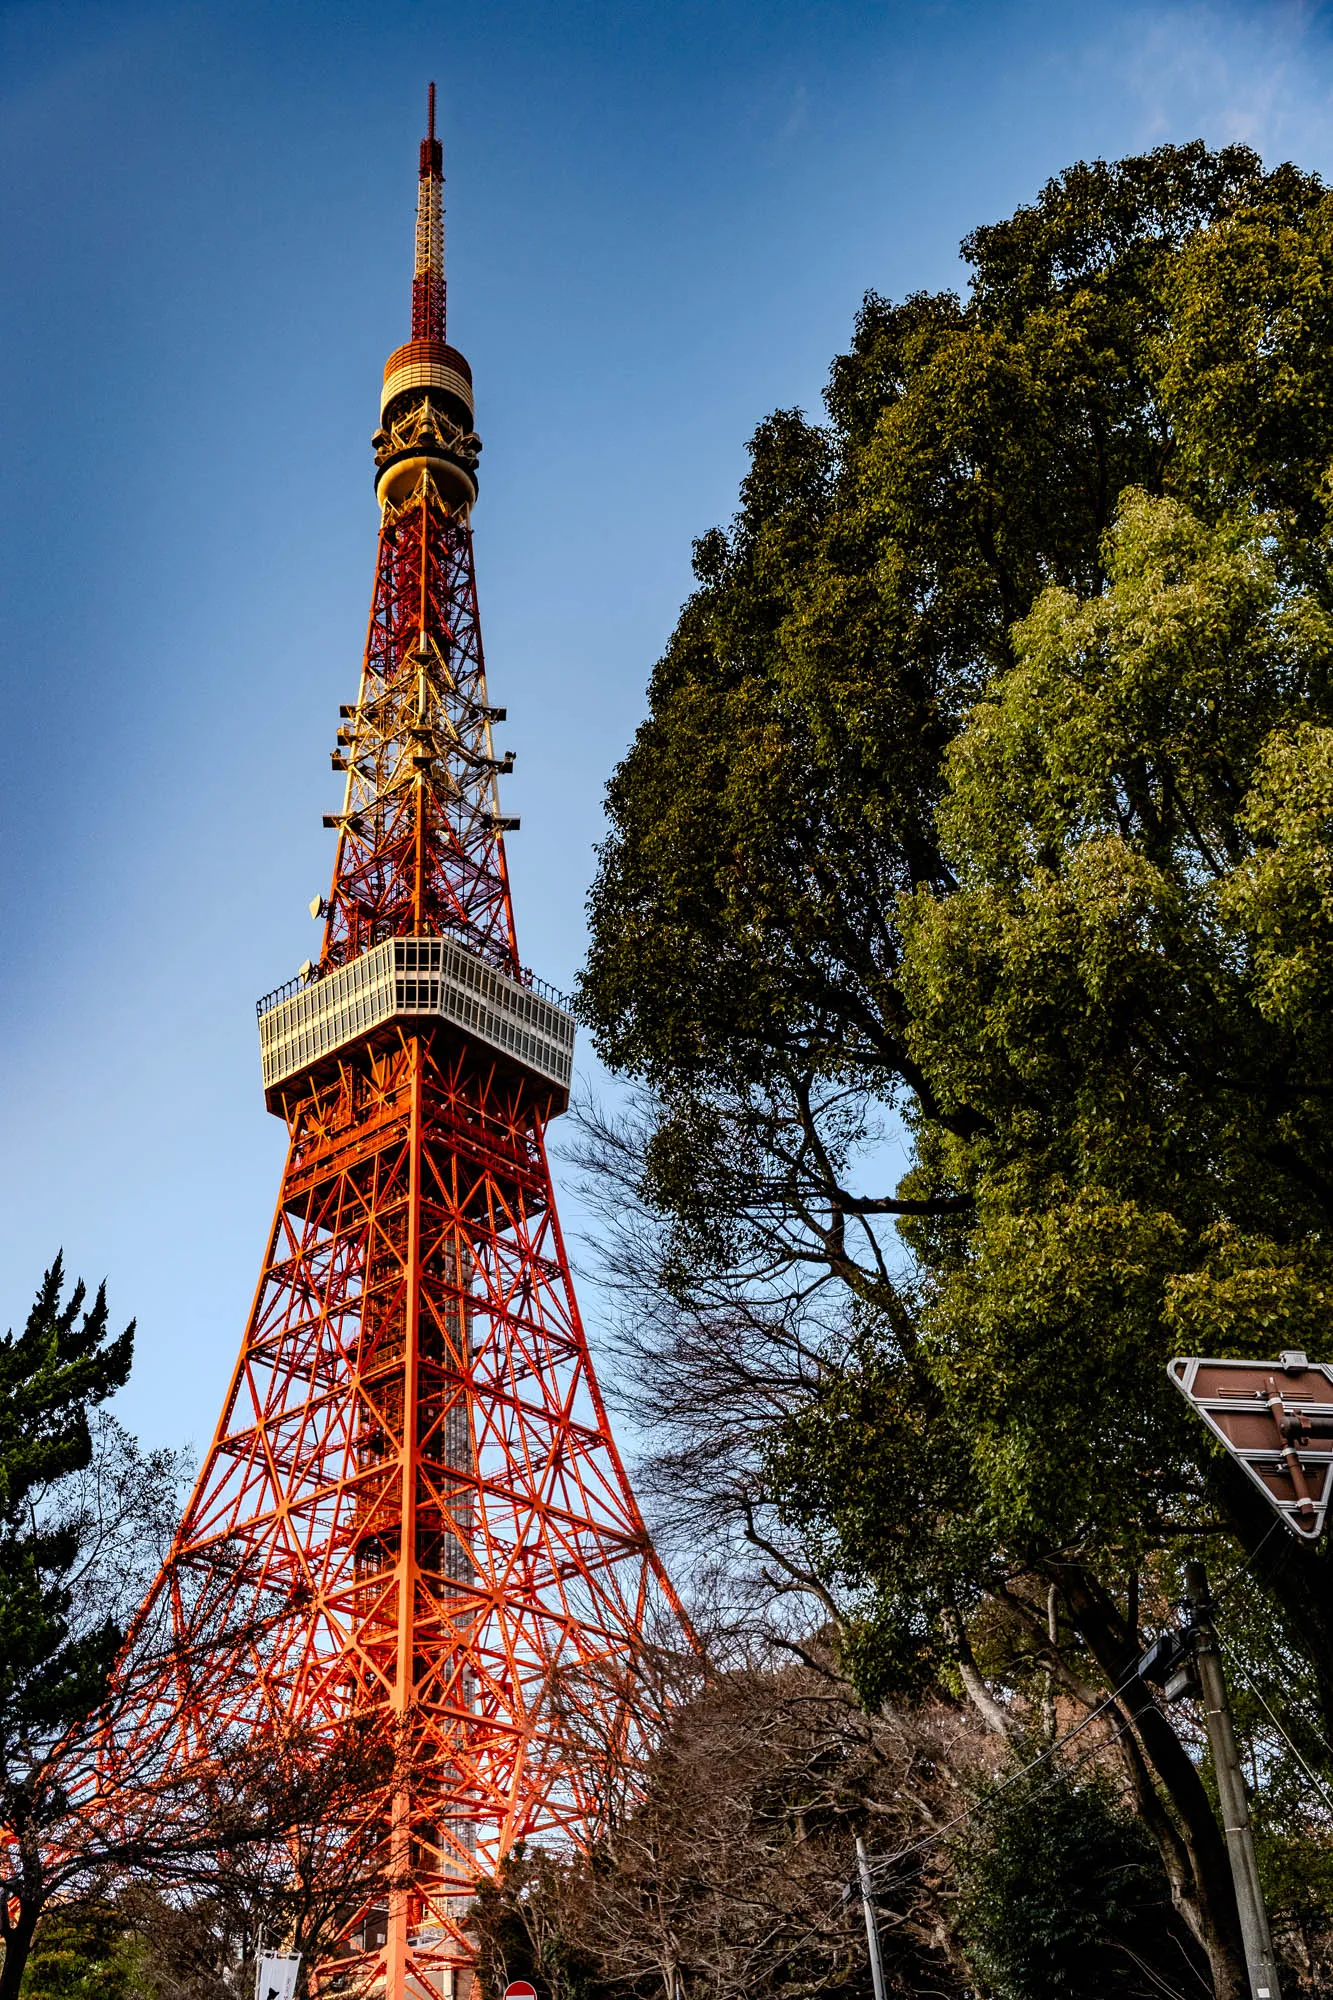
[413,79,446,343]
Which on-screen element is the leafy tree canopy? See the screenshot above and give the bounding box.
[583,141,1333,1115]
[896,491,1333,1555]
[577,141,1333,1990]
[949,1767,1180,2000]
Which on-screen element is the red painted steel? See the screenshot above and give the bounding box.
[412,79,446,344]
[103,87,688,2000]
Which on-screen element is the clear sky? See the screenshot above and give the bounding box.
[3,0,1333,1460]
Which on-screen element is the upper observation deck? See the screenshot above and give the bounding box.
[257,935,575,1114]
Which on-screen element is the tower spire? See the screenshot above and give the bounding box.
[413,79,446,341]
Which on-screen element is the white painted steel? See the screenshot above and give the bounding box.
[258,935,574,1097]
[381,355,473,419]
[416,174,444,283]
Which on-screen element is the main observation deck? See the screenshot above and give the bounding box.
[257,935,575,1113]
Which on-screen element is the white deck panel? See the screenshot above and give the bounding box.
[258,936,575,1096]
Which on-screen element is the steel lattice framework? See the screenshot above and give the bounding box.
[106,85,688,2000]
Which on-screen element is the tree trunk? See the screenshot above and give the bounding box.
[1111,1705,1216,1986]
[1054,1563,1248,2000]
[1212,1454,1333,1747]
[943,1606,1017,1741]
[0,1893,41,2000]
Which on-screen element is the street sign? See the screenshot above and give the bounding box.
[504,1985,538,2000]
[1169,1350,1333,1539]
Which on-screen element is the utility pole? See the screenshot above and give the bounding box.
[855,1835,887,2000]
[1183,1563,1282,2000]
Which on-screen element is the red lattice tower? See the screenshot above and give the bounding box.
[111,86,687,2000]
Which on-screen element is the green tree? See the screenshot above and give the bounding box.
[0,1257,135,1725]
[577,142,1333,1995]
[0,1267,400,2000]
[0,1259,136,2000]
[887,488,1333,1991]
[893,491,1333,1585]
[950,1768,1185,2000]
[18,1904,143,2000]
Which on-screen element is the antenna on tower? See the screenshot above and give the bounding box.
[413,80,446,342]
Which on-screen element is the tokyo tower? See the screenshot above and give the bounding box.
[114,87,686,1999]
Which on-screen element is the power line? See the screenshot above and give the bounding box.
[1223,1645,1333,1815]
[843,1526,1298,1993]
[866,1653,1150,1885]
[867,1706,1142,1906]
[862,1526,1292,1894]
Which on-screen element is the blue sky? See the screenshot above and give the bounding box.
[3,0,1333,1459]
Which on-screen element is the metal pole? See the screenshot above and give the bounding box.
[1183,1562,1282,2000]
[855,1835,887,2000]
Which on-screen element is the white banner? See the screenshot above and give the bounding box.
[256,1954,302,2000]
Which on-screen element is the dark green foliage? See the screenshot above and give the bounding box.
[18,1905,142,2000]
[474,1846,602,2000]
[581,143,1332,1115]
[950,1769,1192,2000]
[578,132,1333,1688]
[763,1328,990,1707]
[0,1249,398,2000]
[577,138,1333,1988]
[0,1260,137,2000]
[0,1256,134,1747]
[890,490,1333,1680]
[473,1860,540,1997]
